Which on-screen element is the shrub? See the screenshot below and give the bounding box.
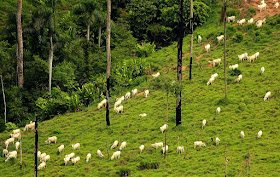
[227,8,239,17]
[117,168,131,177]
[53,61,78,92]
[233,32,243,43]
[229,69,242,76]
[239,103,247,111]
[247,7,256,16]
[138,160,160,170]
[35,87,83,120]
[5,122,18,131]
[267,15,280,26]
[136,42,155,57]
[227,25,237,38]
[262,26,272,35]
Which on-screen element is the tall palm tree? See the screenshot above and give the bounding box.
[17,0,24,88]
[94,10,106,47]
[74,0,97,42]
[32,1,56,94]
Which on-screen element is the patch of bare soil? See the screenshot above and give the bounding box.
[241,0,280,20]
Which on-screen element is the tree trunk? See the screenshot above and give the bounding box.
[17,0,24,88]
[87,24,90,42]
[20,137,22,169]
[105,0,111,126]
[225,144,227,177]
[176,0,183,126]
[106,141,110,159]
[0,75,6,123]
[223,0,227,100]
[16,45,18,86]
[34,115,38,177]
[248,153,250,177]
[189,0,193,80]
[48,35,53,94]
[98,24,102,47]
[164,91,169,159]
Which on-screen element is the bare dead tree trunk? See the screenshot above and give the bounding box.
[225,144,227,177]
[106,141,110,159]
[223,0,228,100]
[48,35,53,94]
[248,153,251,177]
[17,0,24,88]
[20,136,22,169]
[176,0,183,126]
[105,0,111,126]
[189,0,193,80]
[0,75,6,123]
[164,91,169,159]
[87,24,90,42]
[34,115,38,177]
[98,24,102,47]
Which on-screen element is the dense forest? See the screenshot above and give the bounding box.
[0,0,215,128]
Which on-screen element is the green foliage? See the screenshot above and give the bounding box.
[53,61,78,91]
[1,5,280,176]
[227,8,239,17]
[267,15,280,26]
[127,0,210,46]
[78,80,103,106]
[138,160,160,170]
[112,58,152,88]
[247,7,256,16]
[136,42,155,57]
[117,168,131,177]
[127,0,157,41]
[5,122,17,131]
[151,75,181,97]
[229,69,242,76]
[0,119,5,132]
[193,1,211,26]
[233,32,243,43]
[111,23,138,60]
[5,86,29,123]
[35,87,83,120]
[226,25,237,38]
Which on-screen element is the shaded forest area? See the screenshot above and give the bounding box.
[0,0,215,128]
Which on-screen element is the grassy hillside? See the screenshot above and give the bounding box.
[1,5,280,177]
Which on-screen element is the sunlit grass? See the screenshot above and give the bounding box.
[1,8,280,177]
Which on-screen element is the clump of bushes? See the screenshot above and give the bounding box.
[233,32,243,43]
[136,42,155,57]
[247,7,256,16]
[227,8,239,17]
[5,122,18,131]
[35,87,83,120]
[138,160,160,170]
[229,69,242,76]
[227,25,237,38]
[117,168,131,177]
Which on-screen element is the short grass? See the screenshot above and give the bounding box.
[1,6,280,177]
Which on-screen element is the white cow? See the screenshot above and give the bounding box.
[205,44,210,53]
[198,35,202,43]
